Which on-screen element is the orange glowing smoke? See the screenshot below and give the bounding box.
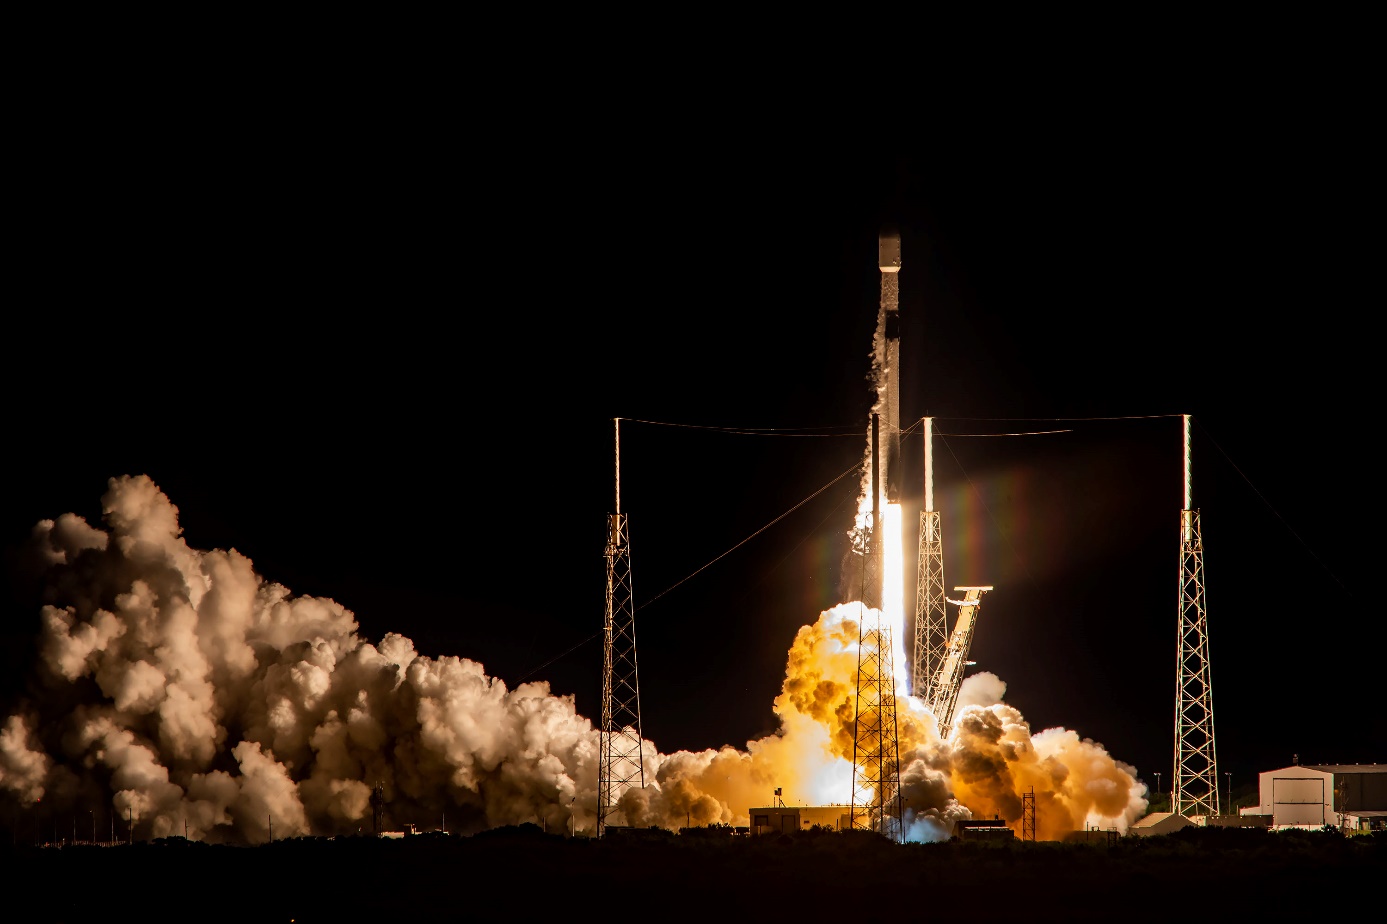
[0,476,1148,842]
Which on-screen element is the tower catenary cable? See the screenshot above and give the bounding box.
[1172,414,1218,818]
[599,419,644,838]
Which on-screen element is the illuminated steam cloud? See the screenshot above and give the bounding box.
[1,474,1146,843]
[1,475,600,842]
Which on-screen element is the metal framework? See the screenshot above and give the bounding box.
[370,781,386,835]
[1336,779,1351,832]
[1172,414,1218,818]
[599,420,644,838]
[928,586,992,738]
[850,413,903,842]
[1021,787,1036,841]
[913,417,947,702]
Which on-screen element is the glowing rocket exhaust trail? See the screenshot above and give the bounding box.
[878,231,908,687]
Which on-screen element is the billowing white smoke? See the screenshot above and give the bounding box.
[0,475,1147,843]
[1,475,600,842]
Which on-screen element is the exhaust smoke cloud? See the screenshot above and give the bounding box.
[1,472,1146,843]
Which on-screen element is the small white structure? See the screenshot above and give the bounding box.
[1127,812,1195,837]
[1340,810,1387,832]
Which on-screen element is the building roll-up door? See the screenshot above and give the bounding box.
[1273,777,1325,826]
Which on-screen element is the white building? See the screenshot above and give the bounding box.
[1242,762,1387,830]
[1128,812,1195,837]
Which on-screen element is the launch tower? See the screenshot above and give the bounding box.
[599,419,645,838]
[913,417,948,701]
[847,275,905,842]
[847,234,904,841]
[1172,414,1219,817]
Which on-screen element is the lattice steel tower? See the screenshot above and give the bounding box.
[1172,413,1218,817]
[599,418,644,838]
[913,416,948,702]
[850,413,904,842]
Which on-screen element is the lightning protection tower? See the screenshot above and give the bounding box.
[599,418,644,838]
[913,416,948,702]
[1172,414,1218,818]
[850,413,904,843]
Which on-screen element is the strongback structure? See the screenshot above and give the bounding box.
[1172,414,1218,817]
[599,419,644,838]
[849,415,903,842]
[928,586,993,738]
[913,416,947,702]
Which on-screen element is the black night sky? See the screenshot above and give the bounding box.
[3,61,1379,815]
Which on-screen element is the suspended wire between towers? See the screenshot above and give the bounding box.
[617,415,1102,437]
[527,408,1328,768]
[520,413,1197,684]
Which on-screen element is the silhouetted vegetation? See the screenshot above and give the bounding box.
[5,824,1382,922]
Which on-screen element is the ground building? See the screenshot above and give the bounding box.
[1127,812,1194,837]
[747,805,852,836]
[1240,762,1387,830]
[952,818,1015,841]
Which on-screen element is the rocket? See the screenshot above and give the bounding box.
[879,231,902,504]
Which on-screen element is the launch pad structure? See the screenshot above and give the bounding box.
[911,414,996,740]
[848,234,906,843]
[849,413,904,842]
[913,416,947,702]
[928,586,993,738]
[599,419,645,838]
[1172,413,1219,817]
[593,230,1224,841]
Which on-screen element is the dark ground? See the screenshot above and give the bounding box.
[7,824,1382,923]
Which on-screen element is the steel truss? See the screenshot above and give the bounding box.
[929,586,991,738]
[913,509,947,702]
[849,592,904,843]
[850,415,903,842]
[1172,506,1218,817]
[599,509,644,838]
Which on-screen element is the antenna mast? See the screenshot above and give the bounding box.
[599,418,644,838]
[913,416,948,701]
[1172,414,1219,817]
